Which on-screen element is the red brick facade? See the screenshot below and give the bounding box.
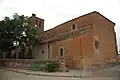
[32,11,117,69]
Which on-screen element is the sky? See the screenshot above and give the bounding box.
[0,0,120,51]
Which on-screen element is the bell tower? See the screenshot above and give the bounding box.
[29,13,44,32]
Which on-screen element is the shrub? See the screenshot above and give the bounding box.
[45,61,59,72]
[104,59,117,64]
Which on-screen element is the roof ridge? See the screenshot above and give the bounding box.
[44,11,115,32]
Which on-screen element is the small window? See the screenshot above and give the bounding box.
[93,36,99,49]
[36,20,38,25]
[72,24,76,29]
[46,33,49,36]
[42,50,44,54]
[94,40,99,49]
[39,21,41,27]
[71,24,77,31]
[60,47,64,57]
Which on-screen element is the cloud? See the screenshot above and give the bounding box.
[0,0,4,5]
[0,0,120,50]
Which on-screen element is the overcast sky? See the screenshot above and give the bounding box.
[0,0,120,51]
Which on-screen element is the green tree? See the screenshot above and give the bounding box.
[0,14,40,59]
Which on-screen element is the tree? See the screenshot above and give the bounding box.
[0,14,40,59]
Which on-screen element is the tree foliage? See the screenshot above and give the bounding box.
[0,14,40,58]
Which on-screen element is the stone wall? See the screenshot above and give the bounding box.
[0,59,6,67]
[4,59,46,69]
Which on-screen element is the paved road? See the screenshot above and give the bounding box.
[0,69,120,80]
[0,65,120,80]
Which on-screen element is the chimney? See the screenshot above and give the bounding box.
[32,13,36,17]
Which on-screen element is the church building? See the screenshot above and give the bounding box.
[29,11,118,69]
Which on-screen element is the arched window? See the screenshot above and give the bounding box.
[71,24,77,31]
[59,47,64,57]
[39,21,41,27]
[93,36,99,53]
[94,40,99,49]
[72,24,76,30]
[42,50,44,54]
[36,20,38,25]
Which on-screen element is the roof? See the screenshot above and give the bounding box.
[40,25,93,43]
[43,11,115,37]
[29,16,44,21]
[30,11,115,33]
[53,11,115,28]
[96,11,115,25]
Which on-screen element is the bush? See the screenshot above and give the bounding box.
[104,59,117,64]
[45,61,59,72]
